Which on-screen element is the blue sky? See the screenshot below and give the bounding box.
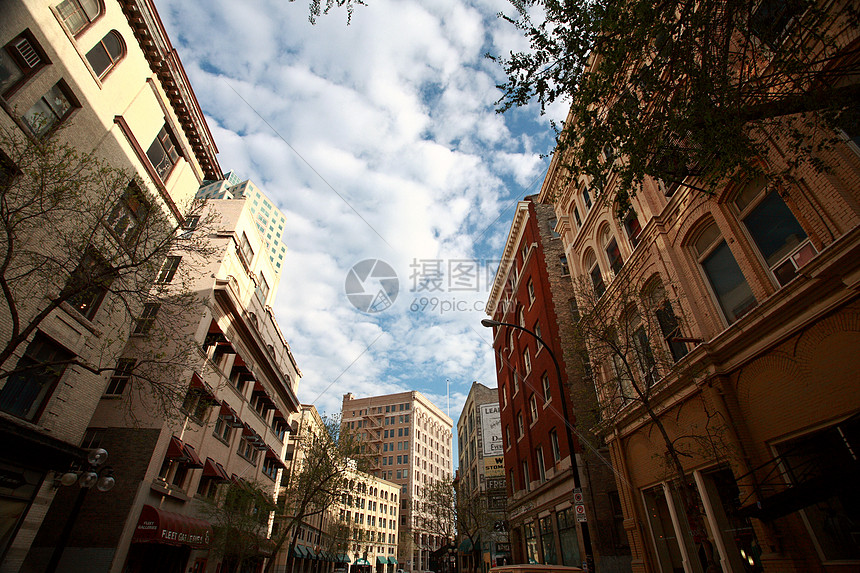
[153,0,566,432]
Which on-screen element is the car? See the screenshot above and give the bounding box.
[490,565,584,573]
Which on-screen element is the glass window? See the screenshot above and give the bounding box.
[62,248,114,319]
[22,81,75,137]
[536,446,546,483]
[736,179,815,287]
[624,210,642,247]
[146,123,180,181]
[524,522,538,563]
[105,358,134,395]
[0,333,73,420]
[550,430,560,463]
[557,509,581,566]
[107,181,150,247]
[560,255,569,276]
[586,251,605,298]
[1,31,48,96]
[529,394,538,422]
[649,280,689,362]
[542,373,551,403]
[539,515,557,564]
[57,0,101,35]
[239,232,254,264]
[156,256,181,284]
[606,237,623,274]
[694,221,757,323]
[256,274,270,303]
[86,31,123,78]
[642,485,686,571]
[133,302,160,334]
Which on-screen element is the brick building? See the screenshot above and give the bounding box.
[21,196,301,573]
[341,391,453,572]
[0,0,220,570]
[536,40,860,573]
[485,196,631,572]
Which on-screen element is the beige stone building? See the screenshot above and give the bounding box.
[0,0,219,570]
[342,391,453,572]
[538,45,860,573]
[21,196,302,573]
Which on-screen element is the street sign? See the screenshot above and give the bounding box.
[573,492,584,503]
[574,503,587,522]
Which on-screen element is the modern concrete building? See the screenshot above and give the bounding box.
[455,382,508,573]
[536,30,860,573]
[341,391,453,573]
[0,0,220,570]
[485,195,631,572]
[196,175,288,280]
[21,196,302,573]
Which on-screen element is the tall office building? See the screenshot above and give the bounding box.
[197,173,288,280]
[342,392,453,573]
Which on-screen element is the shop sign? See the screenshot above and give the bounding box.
[483,457,504,478]
[479,404,502,456]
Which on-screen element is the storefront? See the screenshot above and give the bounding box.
[125,504,212,573]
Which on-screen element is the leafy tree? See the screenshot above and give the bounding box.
[452,480,500,573]
[493,0,860,215]
[201,480,277,573]
[266,414,369,573]
[0,125,215,419]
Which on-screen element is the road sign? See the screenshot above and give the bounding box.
[573,492,584,503]
[574,503,587,522]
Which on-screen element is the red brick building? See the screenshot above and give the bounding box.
[485,196,631,572]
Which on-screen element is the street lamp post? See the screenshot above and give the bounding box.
[45,448,116,573]
[480,319,594,571]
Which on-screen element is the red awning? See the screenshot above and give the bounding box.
[190,373,218,403]
[165,436,186,460]
[202,457,230,481]
[265,447,286,468]
[219,401,244,427]
[182,443,204,468]
[132,504,212,549]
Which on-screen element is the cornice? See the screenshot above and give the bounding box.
[486,201,531,316]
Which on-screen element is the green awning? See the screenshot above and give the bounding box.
[388,557,398,565]
[336,553,351,563]
[354,558,370,566]
[292,546,306,559]
[305,548,318,560]
[376,556,388,565]
[459,539,472,552]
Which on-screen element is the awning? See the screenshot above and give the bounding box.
[265,447,286,468]
[354,558,370,566]
[377,556,388,565]
[202,457,230,481]
[388,557,397,565]
[189,373,218,403]
[166,436,186,460]
[132,504,212,549]
[182,443,204,468]
[219,401,244,427]
[336,553,351,563]
[305,548,318,560]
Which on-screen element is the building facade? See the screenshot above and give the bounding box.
[0,0,220,570]
[455,382,508,573]
[21,196,302,573]
[538,43,860,573]
[341,391,453,572]
[485,196,631,572]
[196,175,288,280]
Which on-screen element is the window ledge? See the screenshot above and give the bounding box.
[150,478,190,501]
[542,399,552,409]
[58,302,102,335]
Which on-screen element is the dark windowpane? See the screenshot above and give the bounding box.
[590,265,605,298]
[702,241,756,323]
[0,334,73,420]
[85,43,112,77]
[63,250,114,320]
[606,238,623,274]
[743,190,807,268]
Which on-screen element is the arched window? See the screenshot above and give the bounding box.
[584,249,605,298]
[86,31,124,79]
[56,0,102,35]
[646,278,689,362]
[692,221,756,324]
[601,225,623,275]
[734,177,816,287]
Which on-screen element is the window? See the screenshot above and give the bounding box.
[505,426,511,450]
[256,274,269,303]
[603,227,623,275]
[548,218,560,238]
[86,31,123,78]
[238,232,254,264]
[542,373,552,404]
[573,206,582,228]
[630,316,656,385]
[693,221,757,324]
[649,280,688,362]
[62,248,113,320]
[146,123,180,181]
[522,460,530,492]
[560,255,569,276]
[1,31,48,97]
[518,306,525,328]
[56,0,102,35]
[0,333,73,420]
[550,430,561,463]
[237,435,260,465]
[517,411,524,438]
[557,509,581,565]
[539,515,557,563]
[501,383,507,408]
[582,187,592,210]
[133,303,160,334]
[527,278,535,304]
[523,348,531,375]
[213,410,233,443]
[104,358,134,395]
[107,181,150,247]
[23,81,76,137]
[181,387,212,422]
[529,394,538,423]
[586,250,605,298]
[534,322,543,350]
[735,178,816,287]
[624,210,642,247]
[536,447,546,483]
[156,256,181,284]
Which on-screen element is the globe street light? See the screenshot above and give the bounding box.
[46,448,116,573]
[481,319,594,571]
